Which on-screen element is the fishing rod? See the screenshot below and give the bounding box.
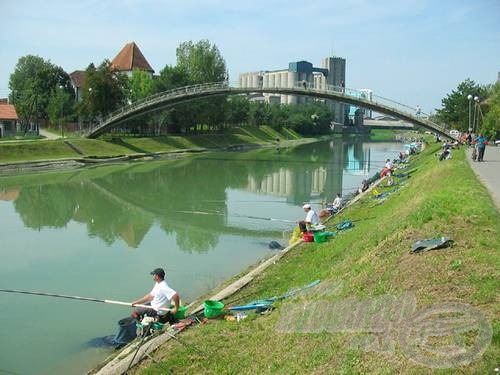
[174,209,296,223]
[233,214,296,223]
[0,289,170,311]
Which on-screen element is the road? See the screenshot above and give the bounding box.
[467,145,500,210]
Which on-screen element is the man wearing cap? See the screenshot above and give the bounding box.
[130,268,180,323]
[298,204,320,232]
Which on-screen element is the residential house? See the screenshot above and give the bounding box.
[111,42,154,78]
[69,42,154,102]
[0,102,19,138]
[69,70,87,102]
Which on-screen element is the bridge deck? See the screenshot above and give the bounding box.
[85,82,452,140]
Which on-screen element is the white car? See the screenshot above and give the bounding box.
[495,140,500,147]
[449,129,460,138]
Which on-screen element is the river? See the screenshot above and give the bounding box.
[0,138,401,374]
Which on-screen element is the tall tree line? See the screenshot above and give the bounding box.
[436,78,499,139]
[9,40,334,137]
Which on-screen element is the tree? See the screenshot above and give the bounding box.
[78,60,129,122]
[435,79,487,131]
[47,87,72,136]
[481,82,500,139]
[9,55,72,131]
[129,69,154,103]
[153,64,190,93]
[226,95,250,126]
[176,40,228,84]
[248,102,270,127]
[175,40,228,131]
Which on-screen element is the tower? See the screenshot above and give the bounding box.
[322,57,346,124]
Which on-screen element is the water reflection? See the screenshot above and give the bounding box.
[0,138,383,251]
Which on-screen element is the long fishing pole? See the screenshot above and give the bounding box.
[174,210,296,223]
[234,214,296,223]
[0,289,169,311]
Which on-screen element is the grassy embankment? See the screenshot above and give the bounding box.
[135,143,498,374]
[0,127,401,164]
[0,126,305,164]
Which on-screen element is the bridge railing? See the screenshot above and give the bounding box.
[237,81,449,133]
[238,80,429,118]
[90,80,451,138]
[100,82,231,127]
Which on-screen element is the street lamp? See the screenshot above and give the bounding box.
[467,94,473,132]
[59,85,64,138]
[473,96,480,133]
[88,87,93,130]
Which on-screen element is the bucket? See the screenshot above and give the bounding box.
[173,305,187,320]
[204,300,225,318]
[313,231,328,243]
[114,317,137,344]
[302,232,314,242]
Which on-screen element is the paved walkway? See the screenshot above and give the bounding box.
[39,128,61,140]
[467,145,500,210]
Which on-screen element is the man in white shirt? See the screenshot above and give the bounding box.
[298,204,320,232]
[131,268,180,323]
[319,193,343,218]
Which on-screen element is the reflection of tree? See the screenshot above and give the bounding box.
[71,183,153,248]
[14,184,76,229]
[8,139,372,251]
[170,225,218,254]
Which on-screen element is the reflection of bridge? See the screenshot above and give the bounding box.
[86,82,452,139]
[244,140,370,199]
[89,180,283,240]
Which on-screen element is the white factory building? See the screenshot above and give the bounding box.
[239,56,347,124]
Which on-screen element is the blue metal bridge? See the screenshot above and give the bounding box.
[85,81,451,139]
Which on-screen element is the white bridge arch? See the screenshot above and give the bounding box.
[86,82,451,139]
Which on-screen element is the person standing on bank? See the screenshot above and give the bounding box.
[131,268,180,324]
[475,133,488,162]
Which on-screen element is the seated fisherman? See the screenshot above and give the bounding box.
[380,158,394,177]
[298,204,320,232]
[319,193,343,218]
[131,268,180,324]
[358,180,369,194]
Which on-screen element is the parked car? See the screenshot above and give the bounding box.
[449,129,460,138]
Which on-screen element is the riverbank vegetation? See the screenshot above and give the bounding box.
[8,40,337,139]
[0,126,300,164]
[0,127,399,165]
[134,143,498,374]
[435,79,500,140]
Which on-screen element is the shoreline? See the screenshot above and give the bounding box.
[0,138,318,177]
[89,169,389,374]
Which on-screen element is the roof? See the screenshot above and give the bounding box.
[111,42,154,73]
[0,104,18,120]
[69,70,87,88]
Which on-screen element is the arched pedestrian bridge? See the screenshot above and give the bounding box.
[86,81,452,139]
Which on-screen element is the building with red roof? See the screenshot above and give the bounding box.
[0,103,19,138]
[111,42,154,78]
[69,42,154,102]
[69,70,87,102]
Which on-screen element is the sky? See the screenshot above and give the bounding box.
[1,0,499,113]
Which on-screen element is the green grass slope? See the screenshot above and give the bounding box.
[137,144,499,375]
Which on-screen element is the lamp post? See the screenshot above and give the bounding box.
[88,87,93,130]
[473,96,480,133]
[467,94,473,133]
[59,85,64,138]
